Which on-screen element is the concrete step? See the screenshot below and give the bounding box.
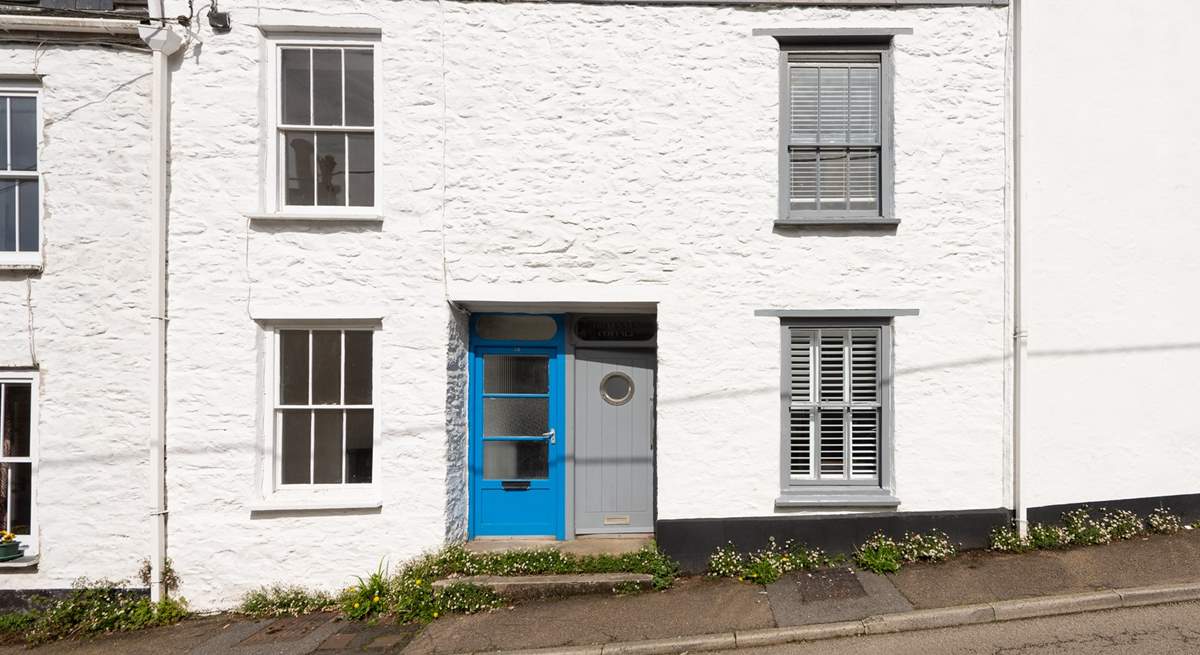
[431,572,654,600]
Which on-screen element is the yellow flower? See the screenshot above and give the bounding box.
[433,612,438,618]
[373,595,379,602]
[353,602,360,609]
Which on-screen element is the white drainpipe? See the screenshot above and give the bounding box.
[1010,0,1028,538]
[138,1,182,603]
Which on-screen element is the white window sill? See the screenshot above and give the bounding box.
[246,211,383,223]
[0,555,38,570]
[0,258,42,271]
[776,493,900,509]
[249,497,382,513]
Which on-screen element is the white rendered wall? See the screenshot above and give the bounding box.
[0,44,153,590]
[1020,1,1200,508]
[158,0,1009,609]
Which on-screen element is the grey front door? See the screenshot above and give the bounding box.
[574,349,655,533]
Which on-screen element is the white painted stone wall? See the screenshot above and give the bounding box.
[156,0,1009,609]
[0,43,153,590]
[1020,1,1200,508]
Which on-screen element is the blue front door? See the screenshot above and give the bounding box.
[470,342,565,538]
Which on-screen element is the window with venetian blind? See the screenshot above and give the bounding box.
[784,326,886,487]
[781,49,893,223]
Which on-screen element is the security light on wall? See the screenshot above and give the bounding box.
[207,1,231,34]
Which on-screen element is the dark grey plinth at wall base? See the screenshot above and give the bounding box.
[1028,493,1200,526]
[0,587,149,613]
[655,508,1010,574]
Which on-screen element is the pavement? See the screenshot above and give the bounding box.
[710,600,1200,654]
[3,530,1199,654]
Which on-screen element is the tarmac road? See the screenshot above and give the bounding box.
[715,600,1200,655]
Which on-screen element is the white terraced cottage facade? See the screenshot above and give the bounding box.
[0,0,1196,610]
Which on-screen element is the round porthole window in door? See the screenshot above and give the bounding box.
[600,372,634,406]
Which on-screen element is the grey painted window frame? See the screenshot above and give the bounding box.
[776,317,898,508]
[775,43,896,227]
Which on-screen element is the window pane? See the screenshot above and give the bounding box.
[484,356,548,394]
[818,67,849,144]
[10,98,35,171]
[312,49,343,126]
[345,49,374,127]
[789,66,818,143]
[0,100,8,170]
[280,48,311,125]
[483,441,549,480]
[312,330,341,404]
[818,410,846,478]
[280,410,311,484]
[316,132,345,206]
[284,131,315,206]
[789,149,817,211]
[313,410,342,484]
[818,149,848,211]
[2,383,31,458]
[18,180,37,252]
[848,67,880,145]
[847,149,879,211]
[279,330,309,405]
[345,409,373,483]
[347,133,374,207]
[483,397,548,436]
[344,330,372,405]
[0,462,31,535]
[0,180,14,252]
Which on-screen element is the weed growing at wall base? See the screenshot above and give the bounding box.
[706,538,836,584]
[0,579,188,645]
[238,585,336,618]
[989,507,1188,553]
[242,542,678,625]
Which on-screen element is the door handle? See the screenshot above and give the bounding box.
[542,428,556,444]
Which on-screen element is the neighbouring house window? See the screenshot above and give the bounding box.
[275,43,376,210]
[0,377,35,552]
[780,322,893,499]
[780,48,893,224]
[275,329,374,485]
[0,90,39,261]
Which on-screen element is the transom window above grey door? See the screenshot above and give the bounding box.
[779,48,894,225]
[277,45,375,209]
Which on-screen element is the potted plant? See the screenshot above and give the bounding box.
[0,531,22,561]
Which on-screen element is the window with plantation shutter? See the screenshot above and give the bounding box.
[778,47,894,225]
[776,319,896,504]
[787,326,882,483]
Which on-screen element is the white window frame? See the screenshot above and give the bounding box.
[258,322,380,506]
[261,33,382,221]
[0,83,42,267]
[0,372,38,557]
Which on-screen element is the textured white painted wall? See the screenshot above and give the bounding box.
[0,44,153,590]
[1021,1,1200,508]
[157,0,1008,609]
[0,1,1008,608]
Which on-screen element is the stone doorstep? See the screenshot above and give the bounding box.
[431,573,654,600]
